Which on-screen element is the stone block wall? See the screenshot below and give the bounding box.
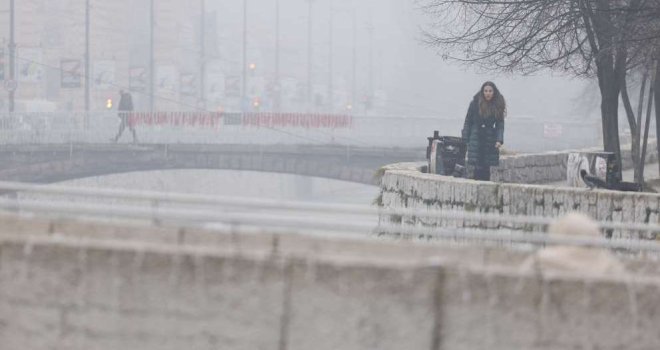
[493,151,568,183]
[492,141,658,184]
[1,214,660,350]
[380,164,660,239]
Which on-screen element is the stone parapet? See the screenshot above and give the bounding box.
[379,163,660,238]
[0,214,659,350]
[493,140,657,184]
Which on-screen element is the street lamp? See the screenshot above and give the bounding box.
[327,0,333,113]
[274,0,281,112]
[8,0,16,112]
[199,0,206,110]
[307,0,314,113]
[241,0,248,111]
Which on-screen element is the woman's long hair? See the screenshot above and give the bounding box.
[475,81,506,120]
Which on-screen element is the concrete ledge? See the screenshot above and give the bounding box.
[1,214,660,349]
[379,163,660,238]
[493,140,658,184]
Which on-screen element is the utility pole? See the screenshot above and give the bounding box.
[8,0,16,112]
[84,0,90,112]
[274,0,280,112]
[241,0,247,111]
[307,0,313,113]
[149,0,155,112]
[367,17,374,115]
[199,0,206,110]
[351,8,357,113]
[327,0,333,113]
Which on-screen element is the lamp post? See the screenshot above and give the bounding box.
[330,4,357,113]
[199,0,206,110]
[84,0,90,112]
[241,0,248,111]
[149,0,155,112]
[327,0,333,113]
[8,0,16,112]
[351,8,357,113]
[307,0,314,113]
[274,0,281,112]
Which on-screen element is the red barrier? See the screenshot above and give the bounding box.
[126,112,353,129]
[128,112,224,128]
[241,113,352,129]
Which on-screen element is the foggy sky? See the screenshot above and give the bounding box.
[0,0,595,119]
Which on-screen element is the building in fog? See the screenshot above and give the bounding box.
[0,0,587,119]
[0,0,203,112]
[0,0,397,114]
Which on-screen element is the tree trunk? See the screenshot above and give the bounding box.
[598,69,623,181]
[655,62,660,178]
[635,72,648,184]
[640,61,658,185]
[620,78,639,178]
[581,0,623,180]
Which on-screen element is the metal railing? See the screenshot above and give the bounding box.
[0,111,602,152]
[1,180,659,253]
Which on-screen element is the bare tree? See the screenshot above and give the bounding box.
[420,0,655,179]
[619,1,660,184]
[655,59,660,179]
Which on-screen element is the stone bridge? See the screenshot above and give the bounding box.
[0,143,424,185]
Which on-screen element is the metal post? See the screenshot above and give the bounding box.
[274,0,280,112]
[8,0,16,112]
[327,0,333,113]
[307,0,313,113]
[241,0,247,111]
[84,0,90,112]
[149,0,155,112]
[367,17,374,115]
[199,0,206,110]
[351,8,357,112]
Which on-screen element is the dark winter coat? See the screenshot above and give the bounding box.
[118,93,134,112]
[461,98,505,167]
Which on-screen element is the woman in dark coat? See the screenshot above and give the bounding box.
[461,81,506,181]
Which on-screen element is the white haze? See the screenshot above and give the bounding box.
[0,0,596,119]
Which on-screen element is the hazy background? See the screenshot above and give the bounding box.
[0,0,608,205]
[0,0,597,120]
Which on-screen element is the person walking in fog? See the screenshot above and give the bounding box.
[113,90,137,144]
[461,81,506,181]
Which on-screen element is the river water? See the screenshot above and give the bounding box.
[51,169,380,205]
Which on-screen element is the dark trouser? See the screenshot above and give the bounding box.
[472,131,491,181]
[474,166,491,181]
[114,112,137,142]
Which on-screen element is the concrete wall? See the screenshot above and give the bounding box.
[0,213,660,349]
[1,214,660,349]
[492,141,658,184]
[379,141,660,236]
[379,163,660,238]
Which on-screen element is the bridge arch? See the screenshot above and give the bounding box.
[0,144,423,185]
